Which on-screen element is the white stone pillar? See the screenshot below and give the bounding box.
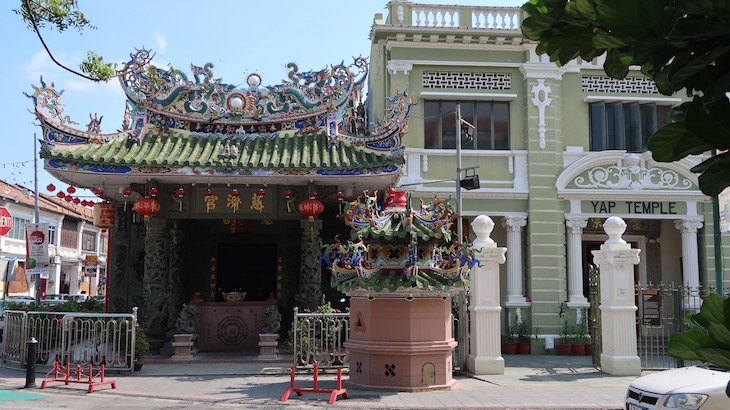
[468,215,507,375]
[592,216,641,376]
[674,219,703,308]
[566,216,589,306]
[502,216,528,306]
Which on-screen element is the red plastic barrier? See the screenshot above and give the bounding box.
[281,363,348,405]
[41,361,117,393]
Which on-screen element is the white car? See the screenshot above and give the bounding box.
[626,364,730,410]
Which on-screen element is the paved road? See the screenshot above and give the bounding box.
[0,355,643,409]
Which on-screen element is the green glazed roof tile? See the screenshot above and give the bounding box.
[41,127,403,174]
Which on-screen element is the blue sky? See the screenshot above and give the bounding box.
[0,0,524,198]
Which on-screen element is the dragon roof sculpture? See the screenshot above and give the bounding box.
[29,49,415,198]
[321,189,478,295]
[116,48,413,152]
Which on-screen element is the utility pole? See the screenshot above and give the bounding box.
[456,104,467,370]
[33,134,41,303]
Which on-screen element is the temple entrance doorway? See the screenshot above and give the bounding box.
[216,242,277,302]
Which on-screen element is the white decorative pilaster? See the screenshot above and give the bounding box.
[530,79,552,150]
[502,216,528,306]
[675,219,704,308]
[592,217,641,376]
[468,215,507,375]
[566,216,589,307]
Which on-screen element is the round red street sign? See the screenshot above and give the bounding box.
[0,207,12,236]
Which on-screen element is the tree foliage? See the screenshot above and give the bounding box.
[668,293,730,370]
[521,0,730,196]
[14,0,117,81]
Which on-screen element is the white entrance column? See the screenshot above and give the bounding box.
[468,215,507,375]
[592,216,641,376]
[674,219,703,308]
[566,216,589,306]
[502,216,528,306]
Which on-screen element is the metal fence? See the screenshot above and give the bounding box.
[292,307,350,370]
[1,308,138,373]
[635,283,708,370]
[588,264,602,368]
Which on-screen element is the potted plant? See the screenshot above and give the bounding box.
[516,317,532,354]
[503,317,518,355]
[133,325,150,371]
[573,315,589,356]
[557,302,572,355]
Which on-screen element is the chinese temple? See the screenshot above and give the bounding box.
[322,189,477,390]
[28,48,414,347]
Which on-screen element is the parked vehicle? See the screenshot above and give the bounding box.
[41,294,70,306]
[626,364,730,410]
[69,294,90,302]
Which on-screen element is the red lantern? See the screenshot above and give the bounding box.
[47,183,56,192]
[93,187,104,196]
[149,187,159,197]
[133,197,160,239]
[176,187,186,212]
[204,188,213,197]
[64,194,72,202]
[122,188,132,211]
[230,188,240,197]
[67,186,76,194]
[56,191,65,199]
[133,197,160,216]
[73,197,80,205]
[298,193,324,240]
[256,188,266,198]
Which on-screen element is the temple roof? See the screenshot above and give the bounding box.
[41,127,401,175]
[28,50,414,202]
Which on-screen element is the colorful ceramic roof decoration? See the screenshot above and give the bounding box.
[27,49,414,191]
[321,189,478,295]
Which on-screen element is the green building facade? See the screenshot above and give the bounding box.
[368,1,730,353]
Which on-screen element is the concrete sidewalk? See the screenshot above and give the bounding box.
[0,355,642,409]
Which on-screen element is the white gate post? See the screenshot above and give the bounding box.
[468,215,507,375]
[592,216,641,376]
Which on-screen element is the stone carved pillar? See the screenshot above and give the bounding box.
[166,222,186,333]
[295,219,323,311]
[675,219,703,308]
[143,216,168,338]
[502,216,528,306]
[592,216,641,376]
[566,216,589,306]
[468,215,507,375]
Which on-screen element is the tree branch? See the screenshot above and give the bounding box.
[23,0,105,82]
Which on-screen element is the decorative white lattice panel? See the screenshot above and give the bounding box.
[423,72,511,90]
[582,76,658,93]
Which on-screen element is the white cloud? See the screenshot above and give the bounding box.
[154,31,167,54]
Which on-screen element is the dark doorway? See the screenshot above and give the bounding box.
[217,242,277,302]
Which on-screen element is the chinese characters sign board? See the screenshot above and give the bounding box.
[93,203,116,228]
[196,188,273,216]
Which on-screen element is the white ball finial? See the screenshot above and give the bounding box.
[603,216,627,245]
[471,215,495,244]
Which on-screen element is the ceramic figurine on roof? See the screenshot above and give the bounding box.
[321,189,478,295]
[29,48,414,201]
